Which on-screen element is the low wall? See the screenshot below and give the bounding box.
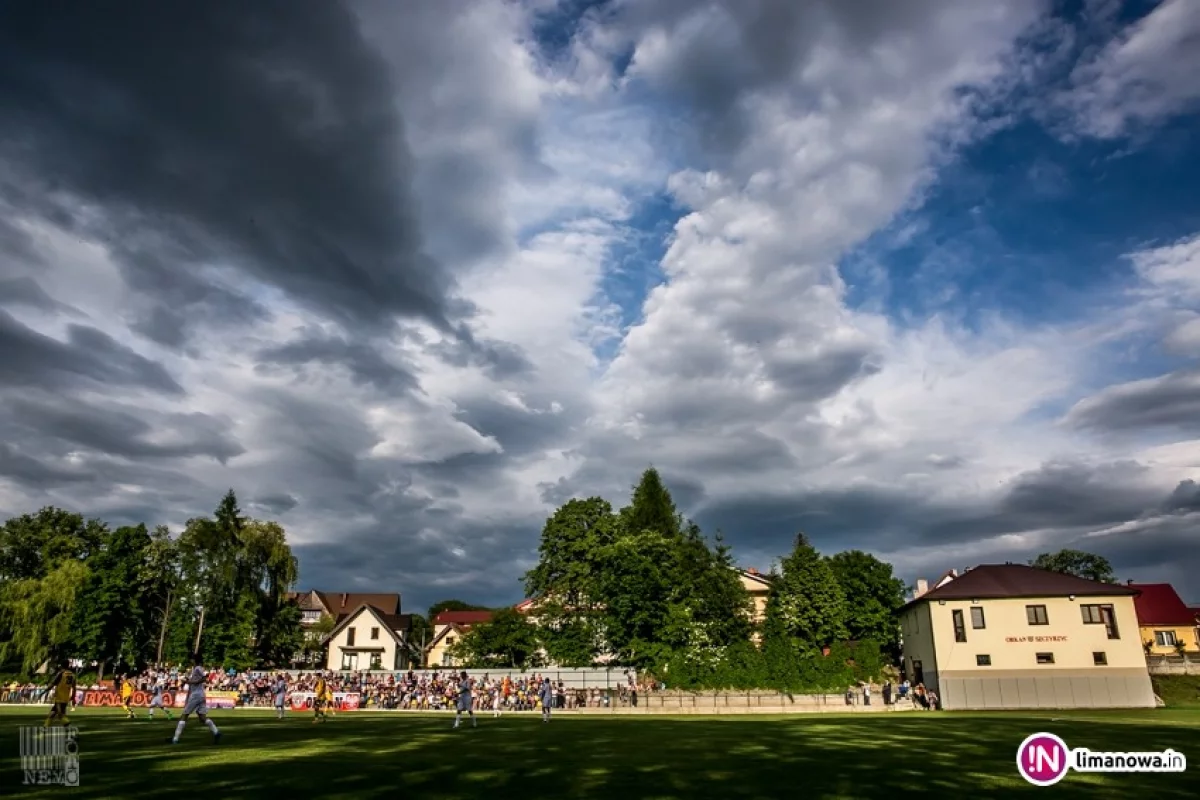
[1147,656,1200,676]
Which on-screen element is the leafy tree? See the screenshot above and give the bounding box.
[770,534,847,649]
[408,613,433,652]
[300,613,336,667]
[72,524,153,675]
[0,507,107,582]
[826,550,905,654]
[1030,549,1118,583]
[522,497,619,607]
[0,560,90,673]
[592,529,678,667]
[138,525,181,666]
[427,599,493,620]
[449,607,542,669]
[620,468,681,539]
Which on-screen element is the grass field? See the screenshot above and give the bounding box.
[0,706,1196,798]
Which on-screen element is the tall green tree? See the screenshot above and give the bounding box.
[138,525,181,666]
[770,534,847,649]
[620,468,681,539]
[592,529,678,667]
[522,497,619,607]
[72,524,153,675]
[449,607,543,669]
[826,550,905,653]
[1030,549,1118,583]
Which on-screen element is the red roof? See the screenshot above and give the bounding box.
[1129,583,1196,626]
[433,610,494,626]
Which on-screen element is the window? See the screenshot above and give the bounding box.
[970,606,986,629]
[441,651,453,667]
[1081,603,1119,638]
[341,652,358,670]
[976,654,991,666]
[952,609,967,642]
[1035,652,1055,664]
[347,627,356,646]
[1155,630,1178,647]
[302,610,321,623]
[370,653,383,670]
[371,627,380,640]
[1026,605,1049,626]
[1093,652,1107,666]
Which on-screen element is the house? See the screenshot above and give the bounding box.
[425,610,495,668]
[322,603,416,671]
[898,564,1154,710]
[1127,582,1200,655]
[738,568,772,624]
[288,590,413,670]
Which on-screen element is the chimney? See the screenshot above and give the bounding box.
[915,579,929,597]
[341,593,348,609]
[1127,579,1134,586]
[748,567,758,575]
[948,569,957,579]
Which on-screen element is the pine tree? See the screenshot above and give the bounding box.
[772,534,847,649]
[622,467,681,538]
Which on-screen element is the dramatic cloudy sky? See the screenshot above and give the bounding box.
[2,0,1199,611]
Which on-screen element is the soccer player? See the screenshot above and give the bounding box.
[42,661,76,728]
[169,653,221,745]
[452,671,476,729]
[539,677,553,723]
[312,672,328,723]
[119,674,135,719]
[322,672,336,717]
[147,674,173,720]
[272,673,288,720]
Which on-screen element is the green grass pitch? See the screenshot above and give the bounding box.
[0,706,1196,798]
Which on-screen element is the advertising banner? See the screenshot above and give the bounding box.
[70,689,239,708]
[288,692,362,711]
[72,689,177,708]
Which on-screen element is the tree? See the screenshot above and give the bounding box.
[620,468,681,539]
[72,524,153,675]
[592,529,678,667]
[770,534,847,649]
[826,550,905,653]
[300,613,335,667]
[428,599,493,620]
[522,497,619,607]
[1030,549,1117,584]
[449,608,542,669]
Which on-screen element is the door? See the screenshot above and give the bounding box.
[912,659,924,686]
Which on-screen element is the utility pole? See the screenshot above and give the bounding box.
[193,604,206,655]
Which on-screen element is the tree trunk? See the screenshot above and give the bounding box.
[156,588,174,665]
[97,659,107,685]
[193,605,206,655]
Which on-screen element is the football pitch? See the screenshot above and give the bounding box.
[0,707,1197,799]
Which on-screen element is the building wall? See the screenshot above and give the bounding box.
[899,602,938,692]
[1139,625,1200,655]
[324,615,402,672]
[425,624,462,668]
[912,595,1153,709]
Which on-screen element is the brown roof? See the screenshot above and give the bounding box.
[900,564,1136,611]
[317,592,400,616]
[434,610,494,626]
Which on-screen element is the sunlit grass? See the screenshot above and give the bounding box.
[0,706,1196,798]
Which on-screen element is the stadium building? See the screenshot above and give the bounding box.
[899,564,1155,710]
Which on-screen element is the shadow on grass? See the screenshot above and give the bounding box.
[0,708,1196,799]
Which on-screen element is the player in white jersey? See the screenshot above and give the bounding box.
[272,673,288,719]
[452,671,476,729]
[169,653,221,745]
[147,675,173,720]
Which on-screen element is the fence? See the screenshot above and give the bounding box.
[1146,655,1200,676]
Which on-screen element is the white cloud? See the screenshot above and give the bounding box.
[1058,0,1200,138]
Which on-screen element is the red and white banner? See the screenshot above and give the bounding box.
[288,691,362,711]
[70,689,239,708]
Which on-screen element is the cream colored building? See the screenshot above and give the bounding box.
[323,603,417,672]
[900,564,1154,710]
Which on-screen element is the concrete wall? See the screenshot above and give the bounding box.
[1147,655,1200,675]
[938,668,1155,710]
[900,602,938,692]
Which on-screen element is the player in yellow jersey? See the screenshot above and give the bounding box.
[323,672,336,717]
[312,673,328,723]
[42,662,77,728]
[119,674,135,719]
